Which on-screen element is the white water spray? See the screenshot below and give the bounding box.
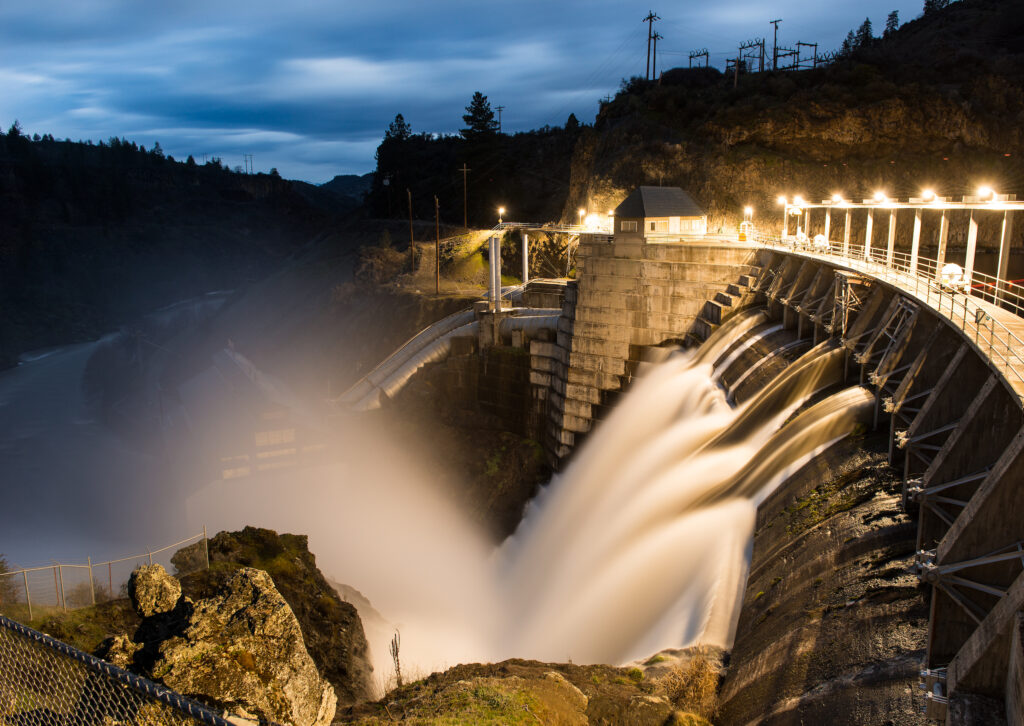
[188,324,873,680]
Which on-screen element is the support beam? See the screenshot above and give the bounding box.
[936,211,950,277]
[522,231,530,284]
[783,208,789,237]
[997,212,1014,304]
[965,211,979,283]
[824,208,831,242]
[865,209,874,260]
[887,209,897,266]
[947,568,1024,696]
[489,235,502,313]
[843,210,851,256]
[911,209,922,274]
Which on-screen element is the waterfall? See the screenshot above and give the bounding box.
[493,336,870,664]
[188,311,875,679]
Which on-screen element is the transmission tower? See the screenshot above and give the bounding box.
[739,38,766,73]
[689,48,709,68]
[796,41,819,69]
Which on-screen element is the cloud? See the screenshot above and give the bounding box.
[0,0,928,180]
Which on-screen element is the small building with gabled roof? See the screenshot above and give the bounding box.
[612,186,708,241]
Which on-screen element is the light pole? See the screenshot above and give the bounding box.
[498,206,505,225]
[578,207,586,228]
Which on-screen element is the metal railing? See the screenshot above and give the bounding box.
[0,614,235,726]
[0,530,209,622]
[757,234,1024,388]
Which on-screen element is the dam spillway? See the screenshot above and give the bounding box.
[340,233,1024,723]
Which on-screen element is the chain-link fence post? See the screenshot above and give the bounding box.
[22,571,32,620]
[87,556,96,606]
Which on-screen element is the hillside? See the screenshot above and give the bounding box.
[0,132,363,368]
[565,0,1024,247]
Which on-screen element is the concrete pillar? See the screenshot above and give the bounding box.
[997,211,1014,303]
[824,209,831,242]
[489,235,502,313]
[936,210,950,278]
[804,209,809,236]
[783,207,789,237]
[843,210,851,256]
[887,209,897,266]
[911,209,922,274]
[521,231,530,284]
[865,209,874,260]
[965,211,978,284]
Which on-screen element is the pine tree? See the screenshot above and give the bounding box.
[855,17,874,47]
[461,92,498,140]
[884,10,899,36]
[841,30,856,55]
[385,113,411,142]
[565,113,580,132]
[151,141,164,158]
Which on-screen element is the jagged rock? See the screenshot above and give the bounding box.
[129,564,182,617]
[153,567,336,726]
[180,527,374,706]
[99,634,141,670]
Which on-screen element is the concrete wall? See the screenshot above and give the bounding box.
[534,235,759,464]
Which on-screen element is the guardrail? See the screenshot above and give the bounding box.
[757,234,1024,388]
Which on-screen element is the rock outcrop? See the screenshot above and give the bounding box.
[175,527,374,706]
[100,563,336,726]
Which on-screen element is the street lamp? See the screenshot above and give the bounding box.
[743,206,753,219]
[922,188,936,201]
[498,206,505,224]
[978,185,995,200]
[777,195,787,205]
[578,207,586,227]
[831,193,843,204]
[873,190,887,203]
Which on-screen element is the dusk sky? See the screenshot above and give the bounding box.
[2,0,926,183]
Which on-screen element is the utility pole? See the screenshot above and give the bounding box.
[643,11,660,80]
[652,32,663,80]
[770,18,782,70]
[689,48,709,68]
[459,164,471,228]
[496,105,505,133]
[434,195,440,295]
[733,56,740,88]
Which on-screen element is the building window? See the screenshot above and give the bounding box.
[649,220,668,232]
[621,220,638,232]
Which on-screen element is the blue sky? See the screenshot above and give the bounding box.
[1,0,926,183]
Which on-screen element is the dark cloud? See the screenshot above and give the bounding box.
[1,0,926,182]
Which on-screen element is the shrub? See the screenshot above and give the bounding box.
[660,654,719,721]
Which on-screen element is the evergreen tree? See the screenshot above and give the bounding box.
[461,92,498,140]
[186,154,196,166]
[385,113,412,141]
[884,10,899,36]
[7,120,22,137]
[152,141,164,158]
[855,17,874,47]
[565,113,580,132]
[841,30,856,55]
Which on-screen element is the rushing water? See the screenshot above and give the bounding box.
[182,314,873,681]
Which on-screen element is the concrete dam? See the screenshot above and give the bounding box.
[340,230,1024,725]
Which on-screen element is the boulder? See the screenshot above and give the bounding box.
[154,567,336,726]
[102,563,336,726]
[129,564,182,617]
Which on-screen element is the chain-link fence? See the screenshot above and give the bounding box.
[0,614,235,726]
[0,531,209,623]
